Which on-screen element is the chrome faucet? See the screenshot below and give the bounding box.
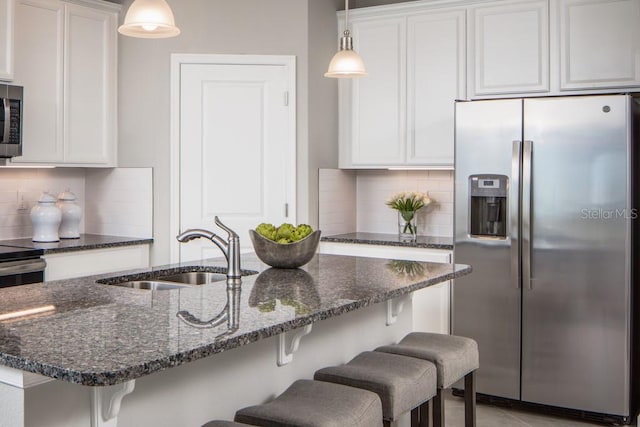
[176,216,242,287]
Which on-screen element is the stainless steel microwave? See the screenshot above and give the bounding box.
[0,84,23,158]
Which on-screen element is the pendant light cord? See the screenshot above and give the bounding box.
[344,0,350,37]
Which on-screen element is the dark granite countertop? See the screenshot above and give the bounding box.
[321,232,453,250]
[0,234,153,254]
[0,254,470,386]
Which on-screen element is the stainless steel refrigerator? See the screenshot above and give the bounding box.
[453,94,638,424]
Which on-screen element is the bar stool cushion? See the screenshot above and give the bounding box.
[376,332,479,389]
[202,422,255,427]
[314,351,437,421]
[235,379,383,427]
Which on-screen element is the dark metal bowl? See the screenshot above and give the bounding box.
[249,229,321,269]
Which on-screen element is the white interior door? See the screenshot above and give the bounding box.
[178,59,295,262]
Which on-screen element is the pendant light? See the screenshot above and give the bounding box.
[325,0,367,78]
[118,0,181,39]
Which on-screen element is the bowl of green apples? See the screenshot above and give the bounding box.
[249,223,321,269]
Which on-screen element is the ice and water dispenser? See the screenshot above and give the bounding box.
[468,175,508,238]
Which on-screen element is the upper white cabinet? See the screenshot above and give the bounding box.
[11,0,118,166]
[468,0,549,96]
[0,0,14,81]
[63,3,117,164]
[349,17,406,166]
[13,0,63,162]
[558,0,640,90]
[407,10,465,165]
[337,0,640,163]
[340,5,465,168]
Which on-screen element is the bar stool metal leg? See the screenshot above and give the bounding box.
[411,406,420,427]
[465,371,476,427]
[433,388,444,427]
[419,400,432,427]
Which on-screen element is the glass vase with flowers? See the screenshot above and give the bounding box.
[386,191,432,241]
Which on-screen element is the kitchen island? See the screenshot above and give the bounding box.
[0,254,470,427]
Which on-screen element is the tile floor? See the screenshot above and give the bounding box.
[445,392,634,426]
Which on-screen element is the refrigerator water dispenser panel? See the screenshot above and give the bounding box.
[469,174,507,238]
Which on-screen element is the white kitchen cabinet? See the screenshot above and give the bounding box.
[407,10,465,166]
[44,244,150,281]
[468,0,549,97]
[339,5,465,169]
[347,16,406,166]
[13,0,63,162]
[63,2,117,164]
[0,0,14,81]
[319,241,451,334]
[558,0,640,90]
[11,0,118,166]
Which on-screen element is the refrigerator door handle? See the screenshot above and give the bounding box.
[511,140,521,289]
[522,140,533,290]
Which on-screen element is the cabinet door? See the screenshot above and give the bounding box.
[349,17,406,166]
[45,245,150,281]
[407,9,465,166]
[469,0,549,96]
[0,0,14,81]
[64,3,116,165]
[12,0,64,163]
[559,0,640,90]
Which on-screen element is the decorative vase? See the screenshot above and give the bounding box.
[31,192,62,242]
[398,210,417,241]
[56,189,82,239]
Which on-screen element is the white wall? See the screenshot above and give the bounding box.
[118,0,341,265]
[308,0,343,229]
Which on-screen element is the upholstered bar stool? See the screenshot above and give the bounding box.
[202,422,255,427]
[376,332,479,427]
[234,379,383,426]
[314,351,437,427]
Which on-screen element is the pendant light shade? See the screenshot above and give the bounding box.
[325,32,367,78]
[118,0,181,39]
[325,0,367,78]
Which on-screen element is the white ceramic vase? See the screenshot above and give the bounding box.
[31,192,61,242]
[57,189,82,239]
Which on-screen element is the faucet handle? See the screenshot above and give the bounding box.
[214,216,239,239]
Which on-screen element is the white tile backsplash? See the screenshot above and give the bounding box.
[0,168,85,239]
[319,169,454,237]
[318,169,357,236]
[0,167,152,240]
[85,168,153,238]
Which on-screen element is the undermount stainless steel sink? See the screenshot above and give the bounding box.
[97,267,257,291]
[158,272,227,285]
[110,280,188,291]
